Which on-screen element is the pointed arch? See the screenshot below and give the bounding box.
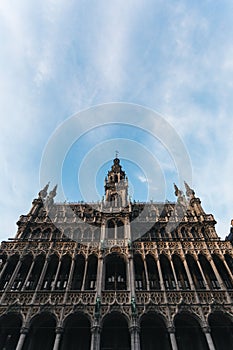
[160,254,176,290]
[0,254,19,290]
[133,254,146,290]
[172,255,190,290]
[140,312,172,350]
[60,313,91,350]
[0,312,22,349]
[117,220,124,239]
[105,253,127,290]
[84,254,98,290]
[174,313,209,350]
[212,254,233,289]
[186,254,205,289]
[11,254,33,290]
[146,254,160,290]
[198,254,219,289]
[24,254,45,290]
[100,312,130,350]
[41,254,59,290]
[209,312,233,350]
[23,312,56,350]
[71,254,85,290]
[54,254,72,290]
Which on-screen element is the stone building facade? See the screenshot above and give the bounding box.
[0,157,232,350]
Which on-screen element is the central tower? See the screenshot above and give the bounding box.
[104,156,128,207]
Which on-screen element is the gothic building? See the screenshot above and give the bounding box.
[0,157,232,350]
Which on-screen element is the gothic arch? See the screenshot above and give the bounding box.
[140,312,172,350]
[212,253,233,289]
[22,312,56,350]
[198,254,219,289]
[60,312,91,350]
[107,219,115,239]
[54,254,72,290]
[116,220,124,239]
[100,311,130,350]
[208,312,233,350]
[186,254,205,289]
[41,254,59,290]
[133,254,146,290]
[172,254,190,290]
[25,253,46,290]
[105,253,127,290]
[145,254,160,290]
[71,253,85,290]
[84,254,98,290]
[0,312,22,350]
[11,254,33,291]
[0,253,20,290]
[160,254,176,290]
[174,312,209,350]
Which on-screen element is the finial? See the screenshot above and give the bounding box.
[173,183,180,197]
[38,182,50,199]
[184,181,195,198]
[115,150,119,158]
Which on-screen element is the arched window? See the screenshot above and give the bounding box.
[33,228,41,239]
[105,253,127,290]
[212,254,233,289]
[186,254,205,289]
[146,255,160,290]
[60,313,91,350]
[107,220,115,239]
[11,254,33,291]
[23,312,56,350]
[101,313,130,350]
[199,254,219,289]
[172,255,190,290]
[41,254,59,290]
[54,254,71,290]
[175,313,209,350]
[83,228,92,242]
[73,228,82,241]
[140,313,172,350]
[0,254,19,290]
[24,254,45,290]
[93,228,101,242]
[209,312,233,350]
[134,254,146,290]
[117,220,124,239]
[160,254,176,290]
[181,227,188,239]
[63,227,72,240]
[85,255,98,290]
[0,313,22,349]
[71,254,85,290]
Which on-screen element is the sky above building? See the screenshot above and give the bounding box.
[1,0,233,241]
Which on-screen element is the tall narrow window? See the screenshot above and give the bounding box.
[133,254,146,290]
[54,254,72,290]
[172,255,190,290]
[105,253,127,290]
[85,255,98,290]
[160,254,176,290]
[71,254,85,290]
[146,254,160,290]
[199,254,219,289]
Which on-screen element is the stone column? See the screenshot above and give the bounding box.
[183,258,195,289]
[129,324,140,350]
[52,258,62,291]
[15,327,28,350]
[96,256,103,295]
[143,258,150,291]
[203,327,216,350]
[53,327,63,350]
[170,259,179,290]
[168,327,178,350]
[128,252,135,296]
[157,257,167,303]
[90,324,101,350]
[81,257,88,291]
[0,259,9,281]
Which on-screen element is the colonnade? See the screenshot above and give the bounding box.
[0,251,232,294]
[0,310,232,350]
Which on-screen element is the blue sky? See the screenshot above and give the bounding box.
[1,0,233,240]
